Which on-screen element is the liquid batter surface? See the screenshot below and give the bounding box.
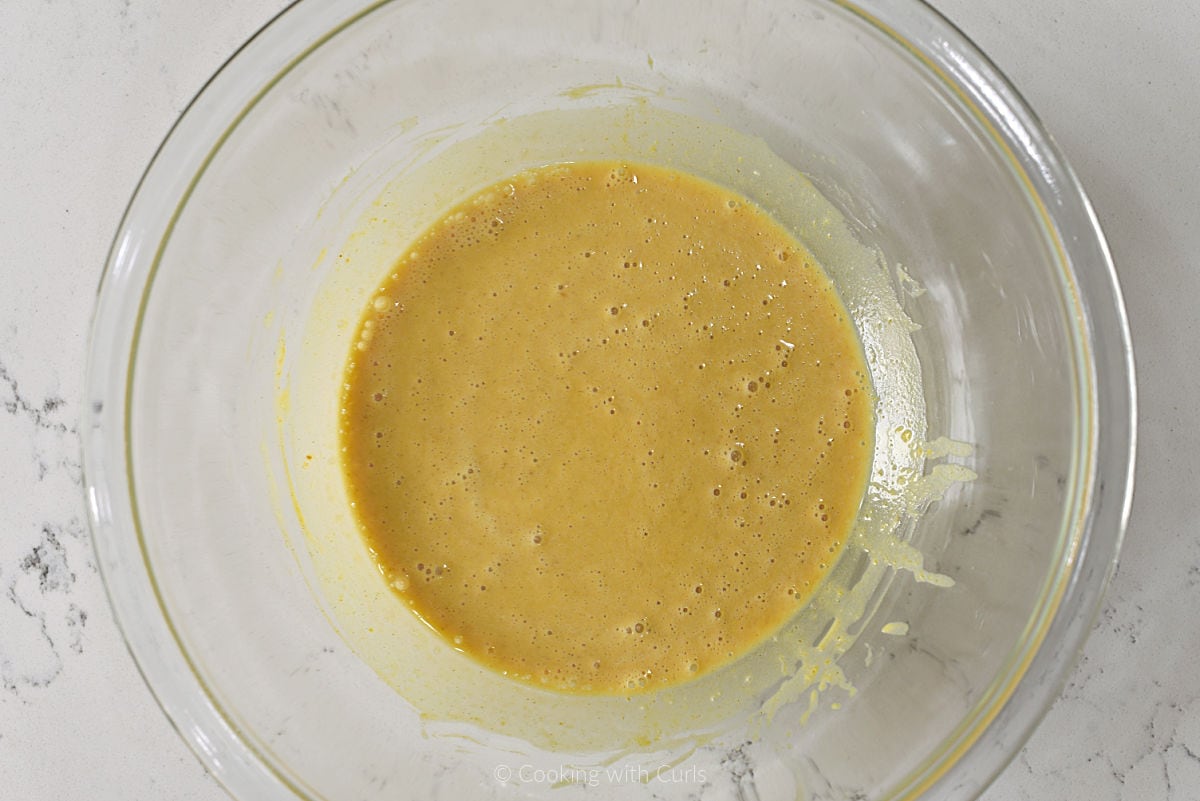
[339,162,873,694]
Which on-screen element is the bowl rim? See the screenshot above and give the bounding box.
[81,1,1136,799]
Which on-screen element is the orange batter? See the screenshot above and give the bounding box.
[339,161,873,694]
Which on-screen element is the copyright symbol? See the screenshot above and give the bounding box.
[494,764,511,782]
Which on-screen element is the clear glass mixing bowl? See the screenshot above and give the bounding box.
[83,1,1135,799]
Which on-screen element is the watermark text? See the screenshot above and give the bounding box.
[493,762,706,788]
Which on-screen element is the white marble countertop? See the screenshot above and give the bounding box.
[1,1,1196,799]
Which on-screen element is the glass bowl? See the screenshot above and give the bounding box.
[83,1,1136,799]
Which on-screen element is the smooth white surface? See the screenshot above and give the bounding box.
[0,1,1194,799]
